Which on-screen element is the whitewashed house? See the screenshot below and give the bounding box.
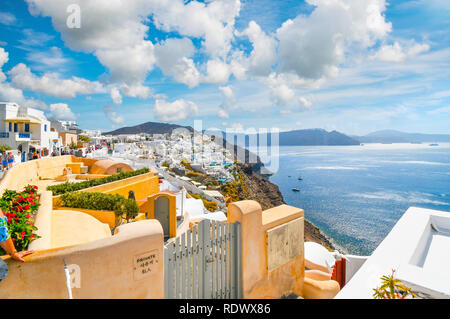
[0,102,61,152]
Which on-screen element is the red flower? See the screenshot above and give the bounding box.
[25,214,31,219]
[30,201,35,205]
[20,232,25,239]
[24,204,30,210]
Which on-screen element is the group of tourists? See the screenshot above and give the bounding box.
[0,152,14,171]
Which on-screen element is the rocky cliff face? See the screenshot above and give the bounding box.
[237,163,334,251]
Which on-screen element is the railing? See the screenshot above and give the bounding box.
[0,132,9,138]
[17,133,31,139]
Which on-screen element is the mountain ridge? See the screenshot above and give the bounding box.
[353,130,450,143]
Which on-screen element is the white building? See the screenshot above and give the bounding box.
[0,102,61,152]
[335,206,450,299]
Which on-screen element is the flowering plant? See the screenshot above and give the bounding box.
[373,269,417,299]
[0,185,41,253]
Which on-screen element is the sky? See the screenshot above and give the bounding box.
[0,0,449,135]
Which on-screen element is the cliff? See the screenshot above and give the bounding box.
[236,163,335,251]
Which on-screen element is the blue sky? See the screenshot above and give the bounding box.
[0,0,449,135]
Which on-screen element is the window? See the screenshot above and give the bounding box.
[8,122,11,132]
[25,123,30,132]
[14,123,17,132]
[44,124,47,132]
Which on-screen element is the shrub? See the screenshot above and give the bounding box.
[0,185,41,254]
[189,193,218,212]
[48,168,150,195]
[0,144,11,153]
[60,192,139,221]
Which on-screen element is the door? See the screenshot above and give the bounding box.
[155,196,170,238]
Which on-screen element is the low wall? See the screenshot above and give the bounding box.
[0,220,164,298]
[0,155,75,193]
[227,201,305,298]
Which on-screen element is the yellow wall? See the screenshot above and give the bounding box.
[227,201,305,299]
[81,172,159,201]
[66,163,82,174]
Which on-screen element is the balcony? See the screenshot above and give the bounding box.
[15,132,31,141]
[0,132,9,139]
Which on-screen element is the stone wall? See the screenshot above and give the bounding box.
[0,220,164,298]
[227,200,305,298]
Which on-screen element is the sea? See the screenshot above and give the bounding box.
[267,143,450,256]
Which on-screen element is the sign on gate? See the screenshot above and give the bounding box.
[164,219,242,299]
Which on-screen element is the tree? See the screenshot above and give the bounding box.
[78,135,91,143]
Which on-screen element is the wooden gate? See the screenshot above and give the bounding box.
[164,219,242,299]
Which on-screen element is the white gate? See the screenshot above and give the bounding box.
[164,219,242,299]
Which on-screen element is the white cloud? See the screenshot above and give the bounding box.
[110,87,122,105]
[19,29,54,47]
[0,12,17,26]
[25,0,241,88]
[25,46,71,71]
[203,59,230,84]
[0,47,8,82]
[48,103,77,120]
[26,0,156,86]
[154,38,200,88]
[235,21,277,77]
[218,109,229,119]
[217,85,235,118]
[95,41,155,85]
[103,105,124,125]
[372,41,430,62]
[151,0,241,58]
[153,99,199,122]
[219,85,235,106]
[299,96,313,108]
[276,0,392,80]
[120,83,152,99]
[8,63,104,98]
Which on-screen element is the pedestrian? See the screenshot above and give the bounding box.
[1,152,7,170]
[7,152,13,169]
[0,208,34,282]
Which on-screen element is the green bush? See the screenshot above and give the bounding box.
[48,168,150,195]
[0,144,11,153]
[60,192,139,221]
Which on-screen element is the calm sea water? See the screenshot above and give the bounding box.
[268,143,450,256]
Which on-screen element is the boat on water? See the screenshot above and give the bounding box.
[298,176,303,180]
[429,143,439,146]
[292,188,300,192]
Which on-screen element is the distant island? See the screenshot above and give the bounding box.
[209,128,360,147]
[352,130,450,143]
[104,122,360,146]
[104,121,193,135]
[104,122,450,146]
